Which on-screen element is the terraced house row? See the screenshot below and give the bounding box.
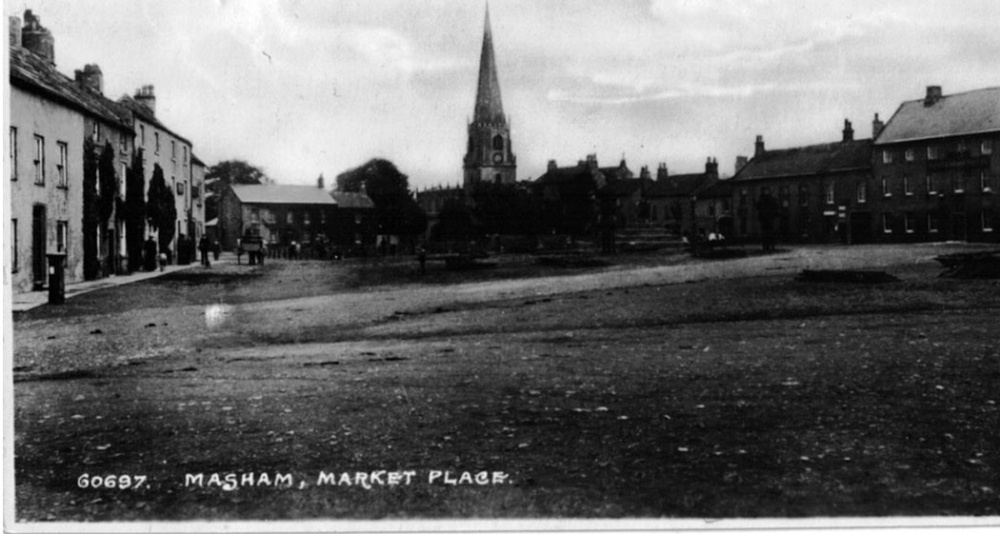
[7,10,205,294]
[726,85,999,245]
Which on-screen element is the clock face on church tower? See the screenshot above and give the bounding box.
[492,153,503,164]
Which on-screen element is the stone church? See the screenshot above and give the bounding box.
[463,6,516,189]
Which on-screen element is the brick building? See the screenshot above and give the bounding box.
[730,123,874,244]
[872,86,999,242]
[218,183,375,255]
[644,159,719,236]
[329,190,376,251]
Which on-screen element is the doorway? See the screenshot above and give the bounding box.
[32,204,46,289]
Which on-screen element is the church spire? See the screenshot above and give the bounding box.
[474,3,505,124]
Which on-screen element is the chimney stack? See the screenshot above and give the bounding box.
[656,162,668,182]
[9,16,21,49]
[74,64,103,94]
[317,174,325,189]
[735,155,749,174]
[21,10,55,65]
[925,86,943,107]
[755,135,765,156]
[639,165,651,181]
[134,85,156,114]
[872,113,885,139]
[585,154,598,171]
[548,160,558,172]
[705,157,719,177]
[842,119,854,142]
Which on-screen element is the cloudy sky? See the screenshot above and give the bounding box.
[9,0,1000,188]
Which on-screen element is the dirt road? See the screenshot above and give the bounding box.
[12,243,1000,520]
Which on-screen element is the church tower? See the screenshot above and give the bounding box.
[463,5,516,190]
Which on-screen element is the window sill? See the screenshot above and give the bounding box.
[985,228,995,233]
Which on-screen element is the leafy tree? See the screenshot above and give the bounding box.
[123,148,146,272]
[98,141,117,226]
[469,182,542,236]
[337,158,426,237]
[205,160,267,221]
[146,163,177,256]
[82,138,100,280]
[432,198,476,241]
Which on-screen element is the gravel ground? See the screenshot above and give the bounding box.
[11,242,1000,520]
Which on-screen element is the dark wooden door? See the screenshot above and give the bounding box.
[32,204,46,288]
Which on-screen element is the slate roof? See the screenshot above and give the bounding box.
[645,173,714,198]
[231,184,337,205]
[731,139,872,182]
[536,165,598,185]
[330,191,375,209]
[9,46,131,129]
[118,95,192,145]
[875,87,1000,145]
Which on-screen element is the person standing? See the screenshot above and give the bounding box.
[144,236,158,272]
[199,236,211,267]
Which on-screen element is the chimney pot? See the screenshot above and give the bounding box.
[134,85,156,114]
[872,112,885,139]
[735,155,749,174]
[842,119,854,142]
[21,10,55,65]
[9,16,21,49]
[656,162,668,182]
[925,85,943,106]
[547,159,557,171]
[74,64,103,94]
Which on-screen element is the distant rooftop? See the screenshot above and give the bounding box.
[875,86,1000,145]
[732,139,872,182]
[9,46,130,130]
[231,184,337,205]
[330,191,374,209]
